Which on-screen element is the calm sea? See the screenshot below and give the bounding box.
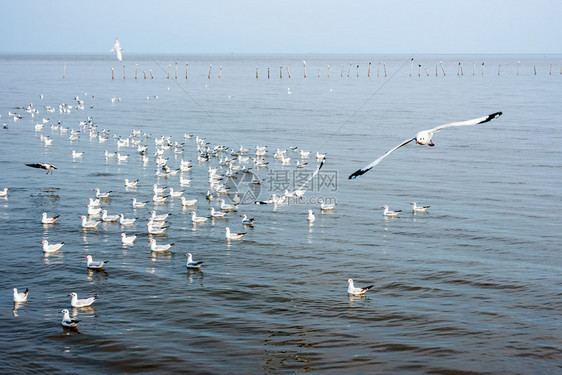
[0,54,560,374]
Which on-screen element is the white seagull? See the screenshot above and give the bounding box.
[240,214,255,226]
[131,198,148,208]
[320,202,336,211]
[80,216,100,228]
[13,288,29,303]
[119,214,136,225]
[121,232,137,244]
[307,210,316,223]
[210,207,226,218]
[101,210,119,222]
[411,202,430,213]
[225,227,245,240]
[149,211,170,221]
[41,240,64,253]
[147,222,167,235]
[111,38,123,61]
[86,255,108,269]
[94,188,112,199]
[190,211,208,223]
[26,163,57,174]
[124,179,139,188]
[41,212,60,224]
[149,239,174,252]
[184,253,203,269]
[0,188,8,197]
[347,279,374,296]
[180,197,198,206]
[382,205,401,217]
[68,292,98,308]
[59,309,80,328]
[87,198,101,208]
[87,206,102,215]
[349,112,503,179]
[218,198,237,211]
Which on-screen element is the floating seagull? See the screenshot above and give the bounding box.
[68,292,98,308]
[382,205,401,217]
[101,209,119,222]
[94,188,112,199]
[225,227,245,240]
[13,288,29,303]
[307,210,316,223]
[87,206,102,215]
[119,214,136,225]
[210,207,226,218]
[131,198,148,208]
[41,240,64,253]
[152,194,168,203]
[111,38,123,62]
[218,199,237,211]
[149,211,170,221]
[124,179,139,188]
[349,112,503,179]
[180,197,198,206]
[153,184,167,195]
[411,202,430,213]
[169,188,184,198]
[184,253,203,269]
[86,255,107,269]
[87,198,101,208]
[0,187,8,197]
[121,232,137,244]
[80,216,100,229]
[146,222,167,235]
[72,150,83,158]
[149,239,174,252]
[25,163,57,174]
[190,211,208,223]
[240,214,255,226]
[320,202,336,211]
[41,212,60,224]
[59,309,79,328]
[347,279,374,296]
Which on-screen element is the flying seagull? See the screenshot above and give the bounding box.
[26,163,57,174]
[349,112,502,179]
[111,38,123,62]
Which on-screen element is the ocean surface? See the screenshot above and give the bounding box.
[0,54,560,374]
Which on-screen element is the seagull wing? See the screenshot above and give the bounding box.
[291,160,325,196]
[26,163,45,169]
[427,112,502,135]
[348,137,415,179]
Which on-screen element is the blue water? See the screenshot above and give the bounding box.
[0,54,560,374]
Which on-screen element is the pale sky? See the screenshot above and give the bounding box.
[1,0,560,54]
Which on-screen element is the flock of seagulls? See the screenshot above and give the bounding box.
[5,53,504,329]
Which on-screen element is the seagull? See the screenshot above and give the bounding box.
[111,38,123,61]
[94,188,112,199]
[86,255,108,269]
[80,216,100,229]
[72,150,83,158]
[146,222,167,235]
[119,214,136,225]
[347,279,374,296]
[152,184,167,195]
[124,179,139,188]
[41,212,60,224]
[184,253,203,269]
[149,211,170,221]
[320,202,336,211]
[218,198,237,211]
[225,227,245,240]
[0,188,8,197]
[59,309,80,328]
[210,207,226,218]
[41,240,64,253]
[131,198,148,208]
[87,206,102,215]
[382,205,401,217]
[25,163,57,174]
[148,239,174,252]
[13,288,29,303]
[121,232,137,244]
[169,188,184,198]
[87,198,101,208]
[349,112,503,179]
[152,194,168,203]
[180,197,198,206]
[240,214,255,226]
[190,211,208,223]
[411,202,430,213]
[68,292,98,308]
[101,210,119,222]
[307,210,316,223]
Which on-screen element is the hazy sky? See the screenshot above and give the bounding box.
[1,0,560,54]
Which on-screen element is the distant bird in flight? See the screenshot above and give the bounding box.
[26,163,57,174]
[349,112,502,179]
[111,38,123,61]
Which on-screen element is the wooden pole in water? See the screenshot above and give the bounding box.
[219,66,222,79]
[377,62,380,77]
[418,64,421,77]
[498,64,501,76]
[144,71,147,79]
[135,64,138,79]
[517,61,520,76]
[410,59,413,77]
[112,67,114,80]
[303,60,307,78]
[167,64,171,79]
[208,65,212,79]
[368,62,371,78]
[549,64,552,75]
[318,68,320,78]
[473,62,475,76]
[534,65,536,75]
[175,62,178,79]
[286,66,291,78]
[150,69,154,79]
[481,63,484,76]
[186,63,189,79]
[256,67,259,79]
[460,63,463,76]
[383,63,387,77]
[341,65,344,78]
[123,64,126,79]
[63,62,66,79]
[356,65,359,78]
[267,67,270,79]
[347,63,351,78]
[280,66,282,79]
[425,67,429,76]
[328,64,330,78]
[440,61,446,76]
[436,65,438,76]
[457,63,460,76]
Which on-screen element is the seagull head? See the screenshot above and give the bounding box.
[68,292,77,297]
[347,279,353,284]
